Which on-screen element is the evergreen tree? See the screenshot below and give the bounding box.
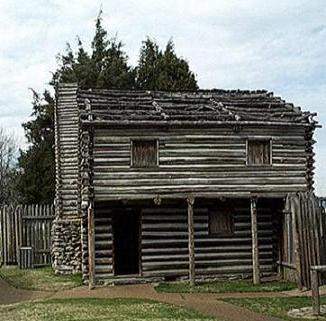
[136,38,161,90]
[17,12,134,203]
[136,38,198,91]
[16,91,55,203]
[159,40,198,91]
[17,13,198,203]
[53,11,134,89]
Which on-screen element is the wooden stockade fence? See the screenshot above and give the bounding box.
[0,204,54,267]
[281,192,325,289]
[319,197,326,266]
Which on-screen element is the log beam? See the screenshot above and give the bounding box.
[251,197,260,284]
[187,196,195,286]
[88,203,95,289]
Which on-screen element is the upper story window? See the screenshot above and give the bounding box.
[131,140,158,168]
[247,139,272,165]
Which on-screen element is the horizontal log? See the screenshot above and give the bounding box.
[142,244,273,254]
[94,191,298,201]
[84,119,313,127]
[143,258,274,270]
[94,184,307,195]
[142,236,272,245]
[142,251,272,262]
[93,177,306,187]
[142,264,274,277]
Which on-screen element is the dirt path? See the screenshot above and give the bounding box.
[0,278,51,305]
[0,279,287,321]
[0,279,292,321]
[52,284,284,321]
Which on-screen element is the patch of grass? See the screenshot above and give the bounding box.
[155,279,296,294]
[0,267,82,291]
[0,298,215,321]
[225,296,326,321]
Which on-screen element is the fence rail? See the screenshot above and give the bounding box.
[0,204,54,267]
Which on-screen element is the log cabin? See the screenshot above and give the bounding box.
[52,82,319,286]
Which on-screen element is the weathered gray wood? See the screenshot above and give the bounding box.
[187,196,195,286]
[293,195,303,289]
[0,204,54,267]
[55,84,79,219]
[251,197,260,284]
[55,84,320,285]
[89,199,279,284]
[311,268,320,315]
[88,203,95,289]
[86,126,310,201]
[284,193,325,289]
[83,119,316,127]
[141,199,276,279]
[18,247,34,269]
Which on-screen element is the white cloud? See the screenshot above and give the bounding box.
[0,0,326,194]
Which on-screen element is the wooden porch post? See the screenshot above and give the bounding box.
[88,202,95,289]
[187,196,195,286]
[251,197,260,284]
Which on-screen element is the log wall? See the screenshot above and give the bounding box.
[90,126,310,200]
[141,199,281,278]
[91,199,282,283]
[55,83,80,218]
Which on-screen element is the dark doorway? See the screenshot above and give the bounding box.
[113,209,140,275]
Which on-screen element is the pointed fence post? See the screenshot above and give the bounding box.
[187,196,195,286]
[251,197,260,284]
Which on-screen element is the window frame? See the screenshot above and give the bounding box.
[246,138,272,167]
[130,139,159,168]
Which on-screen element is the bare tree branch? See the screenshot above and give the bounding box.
[0,127,17,204]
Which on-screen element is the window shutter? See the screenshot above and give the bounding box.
[247,140,271,165]
[132,140,158,168]
[209,204,234,236]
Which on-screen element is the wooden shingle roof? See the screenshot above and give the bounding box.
[77,88,318,127]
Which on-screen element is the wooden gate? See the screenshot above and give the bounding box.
[0,204,54,267]
[281,192,324,289]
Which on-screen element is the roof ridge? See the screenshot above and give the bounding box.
[78,87,273,96]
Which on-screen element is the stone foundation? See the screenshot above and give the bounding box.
[51,219,82,274]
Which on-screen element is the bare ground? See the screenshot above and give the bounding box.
[0,278,52,304]
[3,276,323,320]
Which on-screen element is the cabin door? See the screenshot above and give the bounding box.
[113,209,140,275]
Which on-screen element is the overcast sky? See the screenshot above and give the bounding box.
[0,0,325,194]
